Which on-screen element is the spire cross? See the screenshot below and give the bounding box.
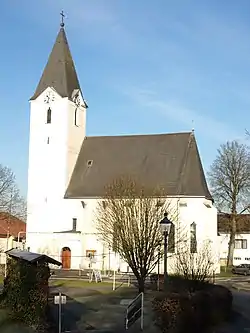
[60,10,65,27]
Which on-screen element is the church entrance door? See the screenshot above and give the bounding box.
[61,247,71,269]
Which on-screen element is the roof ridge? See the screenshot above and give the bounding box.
[85,132,192,139]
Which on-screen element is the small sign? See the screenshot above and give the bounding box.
[89,270,102,283]
[125,292,144,330]
[54,295,67,304]
[94,270,102,283]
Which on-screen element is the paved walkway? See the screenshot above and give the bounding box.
[49,285,159,333]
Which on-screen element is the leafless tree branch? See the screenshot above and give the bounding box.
[172,240,216,289]
[0,164,26,222]
[95,176,181,292]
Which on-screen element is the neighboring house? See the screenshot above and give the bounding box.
[218,213,250,266]
[26,22,220,273]
[0,212,26,264]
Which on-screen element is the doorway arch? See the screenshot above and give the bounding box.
[61,247,71,269]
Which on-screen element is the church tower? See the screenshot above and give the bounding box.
[26,19,87,237]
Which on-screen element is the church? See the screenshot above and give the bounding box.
[26,21,220,274]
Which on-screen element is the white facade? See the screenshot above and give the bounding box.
[26,194,220,274]
[219,233,250,266]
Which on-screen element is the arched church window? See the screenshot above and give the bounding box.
[190,222,197,253]
[46,108,52,124]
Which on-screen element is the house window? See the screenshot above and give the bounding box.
[245,258,250,261]
[234,257,241,260]
[46,108,52,124]
[47,137,50,144]
[72,218,77,231]
[190,222,197,253]
[235,239,247,249]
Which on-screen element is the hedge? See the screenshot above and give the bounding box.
[152,278,232,333]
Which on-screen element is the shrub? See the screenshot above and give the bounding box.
[152,284,232,333]
[150,273,211,292]
[0,258,50,330]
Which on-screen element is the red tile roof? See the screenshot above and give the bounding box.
[0,212,26,238]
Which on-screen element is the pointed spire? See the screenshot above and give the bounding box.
[31,15,81,101]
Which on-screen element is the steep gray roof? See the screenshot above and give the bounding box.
[30,27,81,100]
[65,132,213,200]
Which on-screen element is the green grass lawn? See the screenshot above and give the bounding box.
[49,278,127,289]
[217,266,234,277]
[50,279,109,287]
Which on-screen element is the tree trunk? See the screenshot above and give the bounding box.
[137,277,145,293]
[227,214,236,267]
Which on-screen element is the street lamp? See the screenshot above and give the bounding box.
[159,212,173,288]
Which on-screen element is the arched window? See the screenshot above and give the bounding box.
[46,108,52,124]
[190,222,197,253]
[168,223,175,253]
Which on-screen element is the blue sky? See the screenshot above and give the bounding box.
[1,0,250,196]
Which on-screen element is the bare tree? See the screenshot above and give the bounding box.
[0,164,26,222]
[172,240,215,289]
[208,141,250,266]
[95,176,178,292]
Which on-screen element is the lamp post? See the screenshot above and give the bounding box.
[159,212,173,288]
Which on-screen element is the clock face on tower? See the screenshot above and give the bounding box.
[73,93,81,107]
[44,91,55,104]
